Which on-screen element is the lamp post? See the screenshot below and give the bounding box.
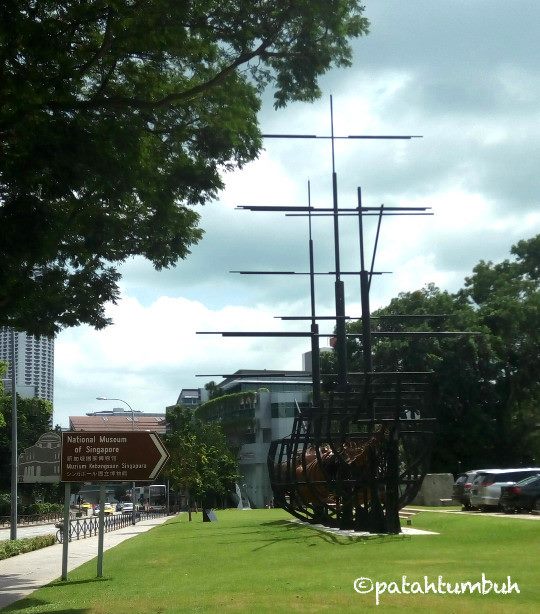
[10,329,17,540]
[96,396,137,525]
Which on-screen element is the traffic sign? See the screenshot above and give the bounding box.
[61,431,169,482]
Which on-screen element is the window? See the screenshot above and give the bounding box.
[271,402,308,418]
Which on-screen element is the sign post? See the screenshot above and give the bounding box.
[97,483,106,577]
[61,482,71,581]
[61,431,169,482]
[60,431,169,580]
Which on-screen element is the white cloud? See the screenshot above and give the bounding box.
[54,293,311,426]
[52,1,540,428]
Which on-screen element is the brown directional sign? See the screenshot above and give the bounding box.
[61,431,169,482]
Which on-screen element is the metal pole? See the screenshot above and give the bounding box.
[97,483,105,577]
[96,397,137,525]
[61,482,71,580]
[307,184,322,407]
[329,97,348,390]
[10,328,17,540]
[357,188,373,374]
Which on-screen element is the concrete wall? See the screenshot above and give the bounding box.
[411,473,454,506]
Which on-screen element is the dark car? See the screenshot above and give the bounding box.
[452,470,483,509]
[499,474,540,513]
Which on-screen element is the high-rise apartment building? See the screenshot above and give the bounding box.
[0,327,54,403]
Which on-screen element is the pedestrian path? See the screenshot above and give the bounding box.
[406,507,540,520]
[0,514,172,610]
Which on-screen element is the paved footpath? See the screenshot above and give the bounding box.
[0,515,172,610]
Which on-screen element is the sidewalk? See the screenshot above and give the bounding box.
[0,514,172,610]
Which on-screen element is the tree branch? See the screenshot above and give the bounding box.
[76,7,115,78]
[47,37,279,113]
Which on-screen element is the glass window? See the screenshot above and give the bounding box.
[271,401,309,418]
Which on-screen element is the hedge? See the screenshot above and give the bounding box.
[0,534,56,560]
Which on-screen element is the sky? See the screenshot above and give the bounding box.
[53,0,540,427]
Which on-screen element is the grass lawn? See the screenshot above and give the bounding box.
[4,508,539,613]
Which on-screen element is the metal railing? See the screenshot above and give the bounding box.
[0,511,64,528]
[55,510,168,543]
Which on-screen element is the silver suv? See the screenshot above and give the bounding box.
[470,468,540,510]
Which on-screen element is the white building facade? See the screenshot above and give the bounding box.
[0,327,54,403]
[197,370,312,509]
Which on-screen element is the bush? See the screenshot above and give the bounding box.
[0,494,63,517]
[0,492,10,516]
[0,534,56,560]
[22,502,63,515]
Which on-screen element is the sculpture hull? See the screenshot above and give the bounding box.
[268,372,435,533]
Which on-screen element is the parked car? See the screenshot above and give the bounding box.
[116,502,124,512]
[452,470,485,509]
[470,468,540,510]
[148,505,166,513]
[499,475,540,513]
[122,502,134,514]
[93,502,115,516]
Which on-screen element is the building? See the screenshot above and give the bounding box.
[69,408,166,434]
[0,327,54,402]
[196,370,312,508]
[18,432,61,483]
[175,388,209,407]
[301,346,333,372]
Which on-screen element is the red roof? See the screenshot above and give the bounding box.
[69,415,166,434]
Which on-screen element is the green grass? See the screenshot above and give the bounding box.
[406,505,463,511]
[4,509,539,613]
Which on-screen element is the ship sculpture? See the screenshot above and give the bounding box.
[202,97,471,533]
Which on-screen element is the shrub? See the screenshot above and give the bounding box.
[0,492,10,516]
[0,534,56,560]
[23,502,63,515]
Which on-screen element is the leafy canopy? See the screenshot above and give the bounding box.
[164,404,238,505]
[0,1,369,334]
[321,235,540,470]
[0,385,53,491]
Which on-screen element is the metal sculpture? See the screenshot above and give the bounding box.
[200,97,473,533]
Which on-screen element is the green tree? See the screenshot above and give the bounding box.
[319,235,540,471]
[204,380,225,400]
[0,392,53,491]
[366,284,497,472]
[164,405,238,511]
[0,1,369,335]
[460,234,540,466]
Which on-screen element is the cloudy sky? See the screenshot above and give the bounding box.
[53,0,540,427]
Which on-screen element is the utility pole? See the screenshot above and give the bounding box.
[10,328,17,540]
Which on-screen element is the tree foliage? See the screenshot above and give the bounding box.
[164,404,238,506]
[0,1,369,335]
[459,234,540,468]
[0,387,53,491]
[322,235,540,471]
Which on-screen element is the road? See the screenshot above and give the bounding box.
[406,507,540,520]
[0,523,57,540]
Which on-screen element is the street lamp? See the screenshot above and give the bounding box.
[10,329,18,540]
[96,396,137,525]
